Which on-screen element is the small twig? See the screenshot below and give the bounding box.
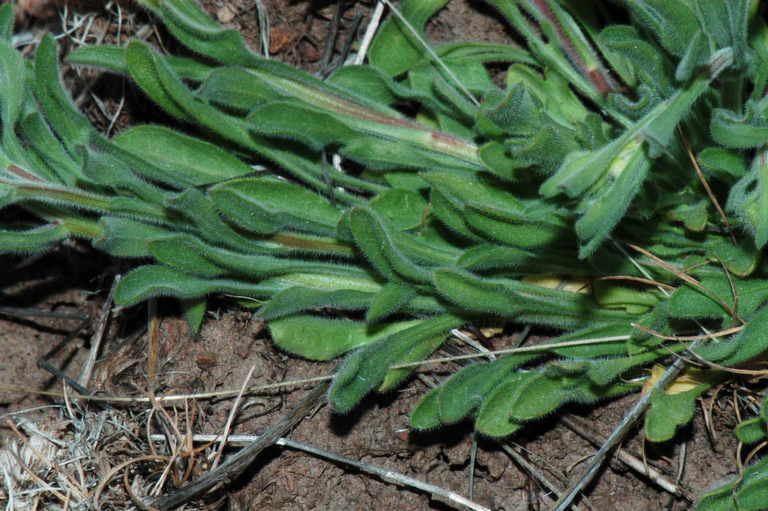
[145,382,329,510]
[561,415,692,500]
[37,360,92,398]
[631,323,744,342]
[147,298,159,388]
[680,127,736,245]
[468,432,478,500]
[0,307,89,321]
[553,352,694,510]
[390,335,631,369]
[318,0,344,76]
[151,432,491,511]
[254,0,270,57]
[78,275,120,388]
[676,439,688,487]
[628,243,743,324]
[451,329,496,361]
[597,276,676,290]
[500,443,580,510]
[211,364,257,470]
[354,1,386,65]
[555,243,715,509]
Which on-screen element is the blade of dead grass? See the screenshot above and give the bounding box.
[150,432,491,511]
[144,382,329,510]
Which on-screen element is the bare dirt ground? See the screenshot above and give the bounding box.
[0,1,752,510]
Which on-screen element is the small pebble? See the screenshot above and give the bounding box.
[217,6,236,24]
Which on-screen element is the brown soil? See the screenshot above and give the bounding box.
[0,1,749,510]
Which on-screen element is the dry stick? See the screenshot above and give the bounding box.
[629,243,743,324]
[679,126,735,245]
[354,1,385,65]
[150,433,491,511]
[78,275,120,388]
[0,307,89,321]
[553,354,695,511]
[254,0,270,58]
[211,364,257,470]
[561,416,692,500]
[499,443,581,511]
[555,242,711,510]
[146,298,160,388]
[318,0,344,75]
[144,382,329,510]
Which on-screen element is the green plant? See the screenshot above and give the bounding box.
[2,0,768,506]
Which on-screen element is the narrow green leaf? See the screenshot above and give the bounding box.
[152,0,259,66]
[0,3,13,42]
[125,41,190,120]
[698,147,747,179]
[209,177,342,236]
[727,149,768,249]
[695,303,768,366]
[625,0,699,57]
[67,45,212,81]
[349,207,432,284]
[668,275,768,320]
[409,385,442,431]
[34,34,94,151]
[180,297,207,334]
[114,264,279,306]
[366,282,416,323]
[82,146,167,205]
[575,139,651,257]
[93,217,170,258]
[0,39,27,137]
[18,112,80,185]
[711,106,768,149]
[329,314,463,413]
[114,125,254,186]
[474,372,527,437]
[433,269,628,329]
[148,235,227,277]
[413,353,537,431]
[269,315,422,361]
[164,188,262,252]
[0,222,69,254]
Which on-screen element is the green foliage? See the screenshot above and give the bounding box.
[4,5,768,500]
[644,384,711,442]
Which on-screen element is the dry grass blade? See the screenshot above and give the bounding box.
[628,243,743,324]
[597,275,676,290]
[144,382,329,510]
[561,415,692,500]
[150,432,491,511]
[631,323,744,341]
[146,298,159,388]
[78,274,120,388]
[211,364,257,470]
[679,126,736,245]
